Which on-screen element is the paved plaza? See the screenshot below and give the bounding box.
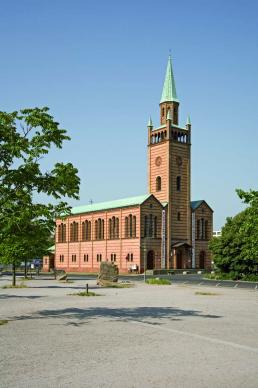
[0,276,258,388]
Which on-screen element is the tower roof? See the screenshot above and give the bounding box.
[147,116,153,127]
[160,55,179,104]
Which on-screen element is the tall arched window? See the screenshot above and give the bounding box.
[82,221,86,241]
[144,215,148,237]
[101,219,104,240]
[58,223,66,242]
[149,214,153,237]
[156,176,161,191]
[86,221,91,240]
[109,218,112,239]
[70,221,78,242]
[125,217,128,238]
[197,219,200,239]
[154,216,157,237]
[62,224,66,242]
[129,214,133,237]
[176,176,181,191]
[58,225,61,242]
[205,220,208,240]
[95,220,98,240]
[132,216,136,237]
[115,218,119,238]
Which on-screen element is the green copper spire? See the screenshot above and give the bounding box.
[147,116,153,127]
[160,55,179,104]
[186,115,191,125]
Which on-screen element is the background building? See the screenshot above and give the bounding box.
[43,57,213,273]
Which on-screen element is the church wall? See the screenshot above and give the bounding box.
[54,206,142,273]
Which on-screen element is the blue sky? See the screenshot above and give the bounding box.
[1,0,258,229]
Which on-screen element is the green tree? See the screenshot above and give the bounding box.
[209,190,258,278]
[0,107,80,285]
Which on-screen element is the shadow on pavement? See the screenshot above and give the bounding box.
[0,294,45,300]
[12,306,222,326]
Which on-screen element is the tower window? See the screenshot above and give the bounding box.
[156,176,161,191]
[176,176,181,191]
[162,107,165,117]
[177,212,181,221]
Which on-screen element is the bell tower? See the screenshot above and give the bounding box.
[148,56,192,268]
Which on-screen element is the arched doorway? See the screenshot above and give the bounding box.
[147,250,154,269]
[176,250,183,269]
[199,251,206,269]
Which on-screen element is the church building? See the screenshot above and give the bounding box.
[43,57,213,273]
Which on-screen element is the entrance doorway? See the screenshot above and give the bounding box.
[147,250,154,269]
[199,251,206,269]
[176,250,183,269]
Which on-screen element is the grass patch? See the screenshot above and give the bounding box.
[69,291,100,297]
[0,320,8,326]
[2,283,28,289]
[146,278,171,285]
[195,291,219,296]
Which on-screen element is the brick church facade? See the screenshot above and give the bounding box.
[43,57,213,273]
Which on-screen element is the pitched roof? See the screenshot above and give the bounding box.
[191,200,213,212]
[160,55,179,104]
[71,194,152,215]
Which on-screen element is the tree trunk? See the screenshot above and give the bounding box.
[12,263,16,286]
[24,259,27,278]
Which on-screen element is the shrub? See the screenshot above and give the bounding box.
[146,278,171,285]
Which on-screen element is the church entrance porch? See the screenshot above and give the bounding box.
[171,242,192,269]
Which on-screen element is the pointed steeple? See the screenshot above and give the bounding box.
[160,56,179,104]
[147,116,153,127]
[186,115,191,126]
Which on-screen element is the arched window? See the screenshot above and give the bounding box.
[70,222,78,242]
[82,221,86,241]
[201,218,205,240]
[177,212,181,221]
[109,218,112,239]
[197,219,200,239]
[62,224,66,242]
[156,176,161,191]
[58,225,61,242]
[149,214,153,237]
[154,216,157,237]
[87,221,91,240]
[205,220,208,240]
[115,218,119,238]
[162,107,165,117]
[144,215,148,237]
[101,219,104,240]
[129,214,133,237]
[176,176,181,191]
[95,220,98,240]
[132,216,136,237]
[125,217,128,238]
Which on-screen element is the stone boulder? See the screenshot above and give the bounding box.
[97,262,119,286]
